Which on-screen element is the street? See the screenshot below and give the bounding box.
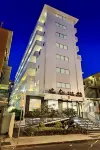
[2,140,100,150]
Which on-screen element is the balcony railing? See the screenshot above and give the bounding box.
[37,21,45,27]
[75,36,78,42]
[27,62,36,69]
[36,30,44,36]
[35,40,44,47]
[74,28,77,34]
[76,46,79,52]
[77,55,82,61]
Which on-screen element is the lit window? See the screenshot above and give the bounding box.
[65,69,69,74]
[56,54,60,59]
[56,43,59,48]
[66,83,70,89]
[61,68,65,73]
[61,56,64,60]
[60,44,63,49]
[62,83,65,88]
[57,82,61,88]
[64,45,68,50]
[56,67,60,73]
[65,57,69,61]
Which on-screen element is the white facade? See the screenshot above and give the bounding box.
[10,5,85,113]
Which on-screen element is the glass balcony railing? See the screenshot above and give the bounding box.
[77,55,82,61]
[74,28,77,34]
[75,36,78,42]
[76,46,79,52]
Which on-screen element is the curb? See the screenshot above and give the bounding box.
[1,138,100,149]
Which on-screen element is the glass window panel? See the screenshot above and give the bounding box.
[56,32,59,37]
[64,35,67,39]
[63,25,67,29]
[55,22,59,27]
[60,24,63,28]
[64,45,68,50]
[60,34,64,38]
[56,54,60,59]
[56,43,59,48]
[61,56,64,60]
[65,57,69,61]
[62,83,65,88]
[61,68,65,73]
[60,44,63,49]
[57,82,61,88]
[56,67,60,73]
[66,83,70,89]
[65,69,69,74]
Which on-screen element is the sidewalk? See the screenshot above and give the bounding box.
[1,133,100,149]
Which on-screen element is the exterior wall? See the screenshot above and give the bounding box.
[0,28,8,73]
[38,11,84,94]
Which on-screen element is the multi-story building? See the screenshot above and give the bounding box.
[10,5,85,117]
[0,25,13,134]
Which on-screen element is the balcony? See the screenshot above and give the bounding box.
[37,21,45,27]
[27,62,36,69]
[75,36,78,43]
[76,46,79,52]
[77,55,82,61]
[74,28,77,34]
[35,40,44,47]
[36,30,44,36]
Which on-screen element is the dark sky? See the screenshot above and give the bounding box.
[0,0,100,81]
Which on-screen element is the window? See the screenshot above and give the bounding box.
[56,42,59,48]
[55,14,66,20]
[64,45,68,50]
[56,32,59,37]
[56,67,69,75]
[65,56,69,61]
[56,54,60,59]
[61,56,64,60]
[61,68,65,74]
[64,35,67,39]
[60,34,63,38]
[55,22,59,27]
[62,83,65,88]
[55,22,67,30]
[66,83,70,89]
[56,54,69,62]
[63,25,67,29]
[56,42,68,50]
[56,67,60,73]
[65,69,69,74]
[56,82,70,89]
[56,32,67,39]
[60,44,63,49]
[57,82,61,88]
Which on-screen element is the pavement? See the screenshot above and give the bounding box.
[1,132,100,149]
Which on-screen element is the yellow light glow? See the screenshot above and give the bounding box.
[89,76,93,80]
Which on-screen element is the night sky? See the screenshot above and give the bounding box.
[0,0,100,81]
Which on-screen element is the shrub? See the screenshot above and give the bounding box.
[55,121,62,128]
[39,122,45,128]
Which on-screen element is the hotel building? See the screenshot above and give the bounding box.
[10,5,85,117]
